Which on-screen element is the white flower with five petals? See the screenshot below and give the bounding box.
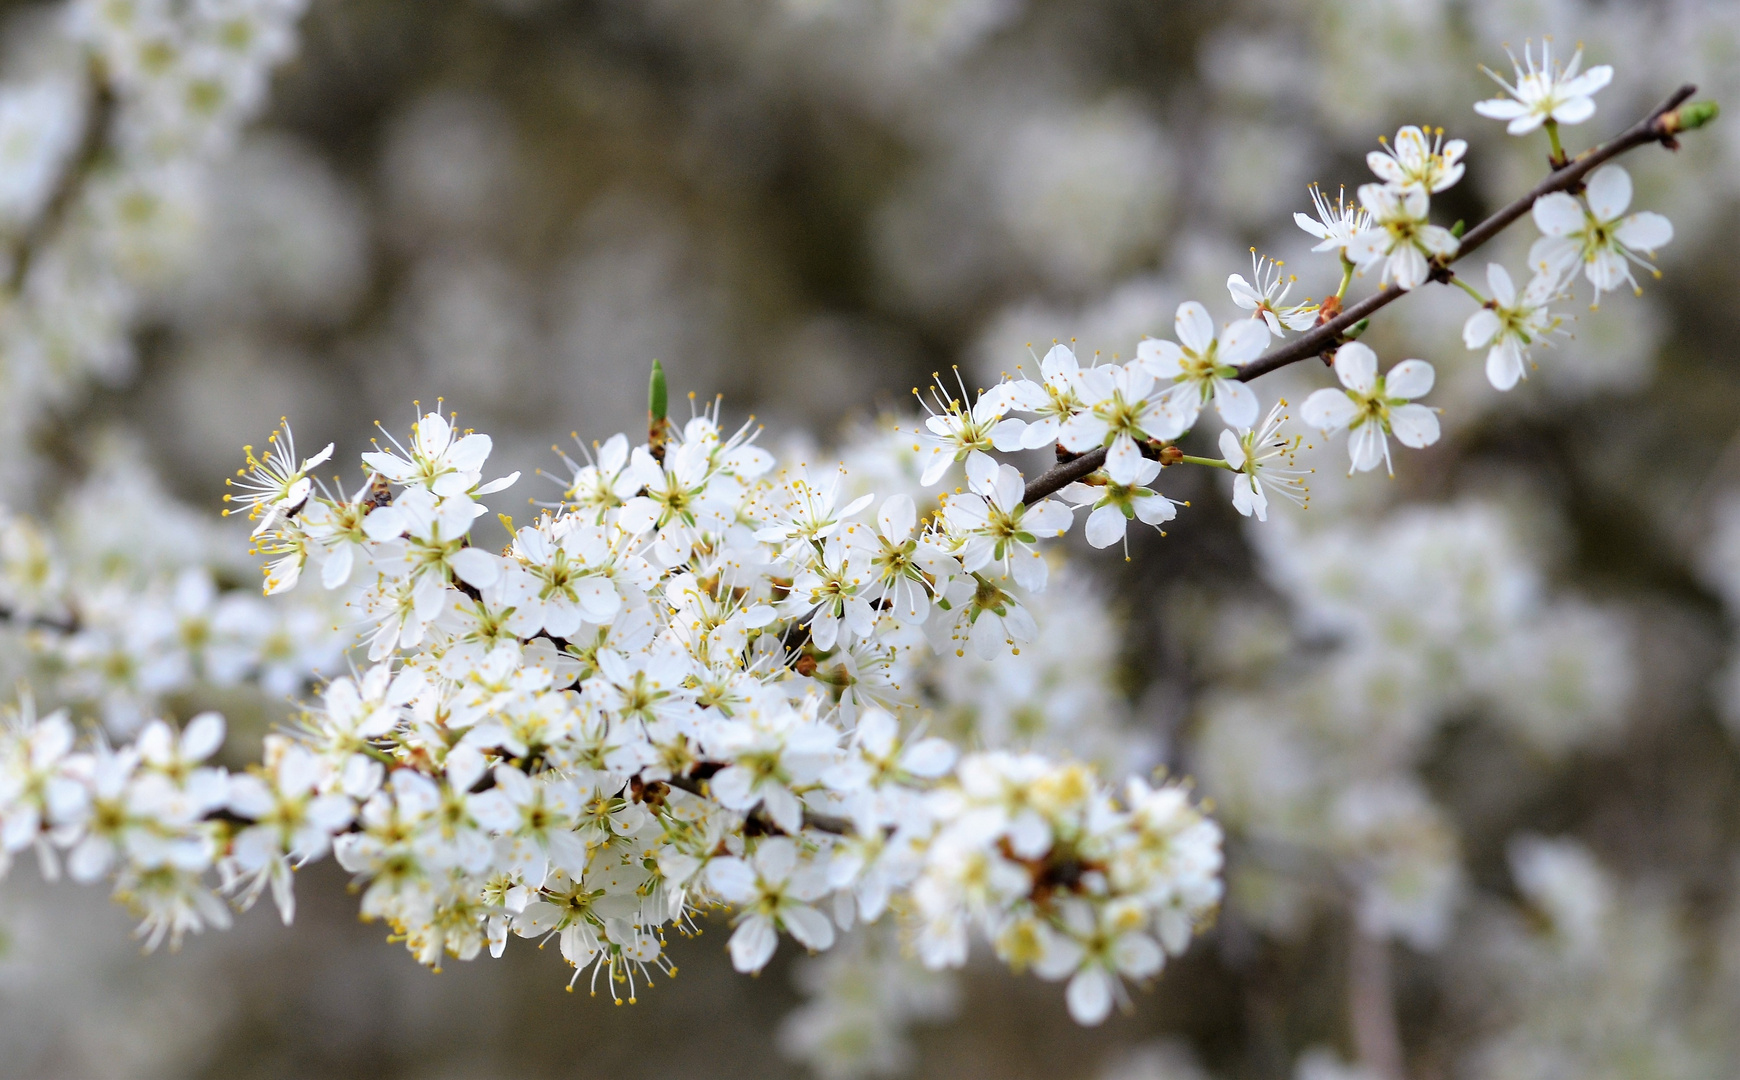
[1529,164,1672,304]
[1301,343,1440,475]
[1462,263,1563,390]
[1346,184,1459,291]
[1136,301,1268,439]
[1474,40,1612,135]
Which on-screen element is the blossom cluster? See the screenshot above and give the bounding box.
[0,443,344,736]
[60,396,1219,1027]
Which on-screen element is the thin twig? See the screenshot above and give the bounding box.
[1019,85,1700,507]
[666,772,855,835]
[1349,924,1407,1080]
[0,604,79,636]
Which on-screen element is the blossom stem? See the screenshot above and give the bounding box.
[1449,276,1488,304]
[1225,82,1699,387]
[1336,257,1355,301]
[1178,455,1236,471]
[1544,119,1567,167]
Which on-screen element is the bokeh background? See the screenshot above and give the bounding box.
[6,0,1740,1078]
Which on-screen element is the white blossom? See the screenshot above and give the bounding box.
[1474,40,1613,135]
[1301,343,1440,475]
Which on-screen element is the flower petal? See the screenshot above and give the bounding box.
[1389,403,1441,449]
[1532,192,1586,238]
[1301,388,1359,433]
[1332,342,1378,394]
[1615,212,1673,253]
[1584,165,1632,223]
[1218,318,1270,367]
[1174,302,1215,354]
[1463,308,1501,350]
[1212,378,1258,430]
[1383,359,1435,401]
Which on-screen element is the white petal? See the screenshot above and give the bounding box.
[1550,95,1597,126]
[1132,492,1177,525]
[1084,505,1127,549]
[1532,192,1586,238]
[878,494,916,543]
[1389,403,1441,449]
[1066,968,1115,1026]
[1485,263,1516,306]
[1104,433,1146,486]
[1301,388,1359,433]
[1348,422,1387,474]
[1212,379,1258,429]
[1383,359,1435,401]
[1218,318,1270,367]
[1563,65,1613,99]
[450,548,501,589]
[1486,340,1525,391]
[1615,212,1673,253]
[1056,413,1109,454]
[782,903,836,952]
[1333,342,1378,394]
[1463,308,1501,350]
[965,450,999,496]
[727,914,779,973]
[1584,165,1632,223]
[1217,427,1245,470]
[1388,245,1429,290]
[1474,98,1531,121]
[1174,302,1215,354]
[1136,338,1184,379]
[1344,229,1388,270]
[707,856,760,903]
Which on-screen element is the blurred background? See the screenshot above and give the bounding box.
[6,0,1740,1077]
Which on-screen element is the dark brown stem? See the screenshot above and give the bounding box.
[1017,85,1699,508]
[6,53,115,295]
[666,771,854,836]
[0,603,79,636]
[1349,925,1407,1080]
[1022,447,1107,505]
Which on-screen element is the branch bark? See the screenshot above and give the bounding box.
[665,771,855,836]
[1019,84,1700,507]
[1349,925,1407,1080]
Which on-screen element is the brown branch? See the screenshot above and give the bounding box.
[6,53,114,295]
[666,771,855,835]
[1017,85,1701,508]
[1022,447,1107,505]
[1349,924,1407,1080]
[1235,83,1698,383]
[0,603,79,636]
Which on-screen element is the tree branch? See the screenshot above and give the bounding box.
[0,603,79,636]
[665,771,855,836]
[1016,85,1701,508]
[1349,924,1407,1080]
